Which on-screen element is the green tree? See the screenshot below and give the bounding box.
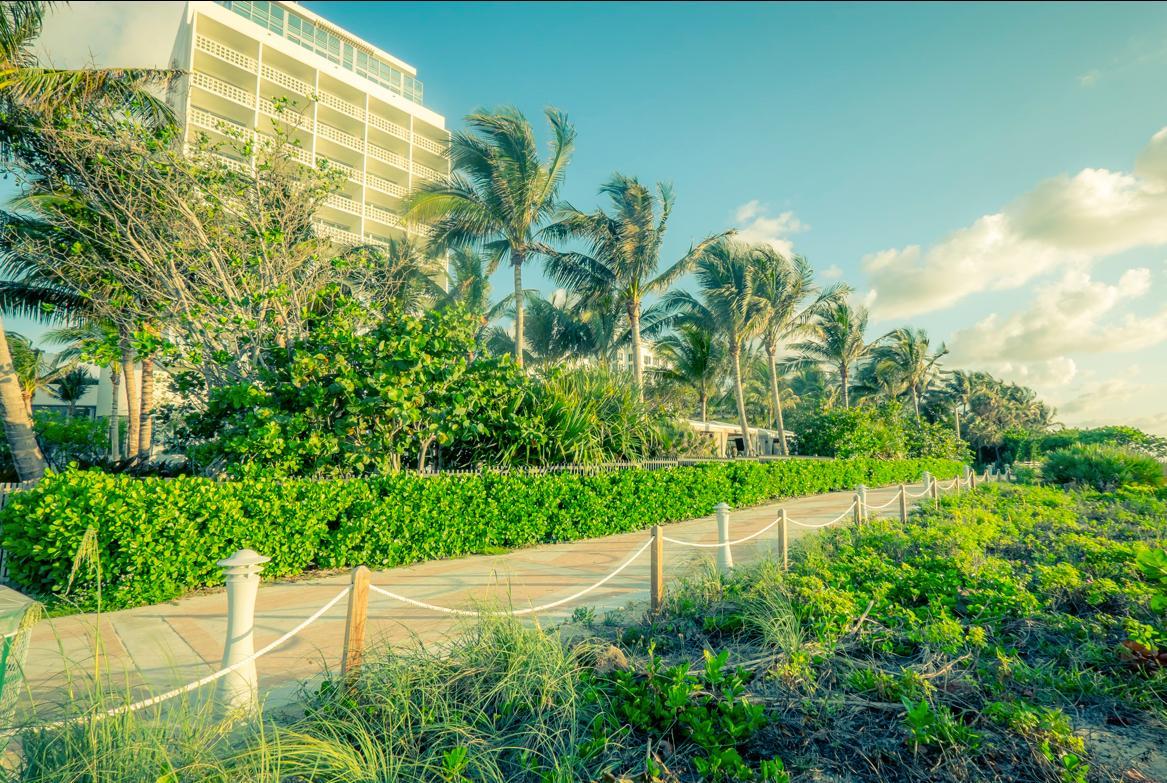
[0,0,175,480]
[869,327,947,419]
[48,366,97,418]
[664,239,765,454]
[793,301,873,408]
[404,106,575,368]
[543,173,726,397]
[753,249,848,454]
[655,324,724,424]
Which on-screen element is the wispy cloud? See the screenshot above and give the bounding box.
[862,126,1167,320]
[36,2,183,70]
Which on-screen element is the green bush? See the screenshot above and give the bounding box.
[0,457,962,610]
[0,413,117,481]
[797,402,967,461]
[1041,445,1165,491]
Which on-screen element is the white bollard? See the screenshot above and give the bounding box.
[218,548,271,715]
[714,502,734,573]
[857,484,868,523]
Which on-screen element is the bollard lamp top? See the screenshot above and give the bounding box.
[714,502,730,512]
[217,548,272,573]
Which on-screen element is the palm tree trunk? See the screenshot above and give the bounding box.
[629,303,644,400]
[700,386,708,425]
[138,355,154,459]
[912,387,921,420]
[121,336,140,461]
[0,318,46,481]
[954,406,961,439]
[766,346,789,456]
[109,365,121,461]
[840,364,850,408]
[730,342,752,456]
[512,257,525,369]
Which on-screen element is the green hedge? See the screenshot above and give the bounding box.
[0,458,962,610]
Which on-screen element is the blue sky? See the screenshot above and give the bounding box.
[30,1,1167,432]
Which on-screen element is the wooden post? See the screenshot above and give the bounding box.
[898,483,908,523]
[778,509,789,570]
[857,484,868,524]
[970,470,978,489]
[852,492,862,530]
[341,565,371,680]
[650,525,664,614]
[930,475,939,503]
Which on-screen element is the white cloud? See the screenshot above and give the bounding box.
[733,202,807,257]
[1078,70,1100,87]
[863,127,1167,319]
[821,264,843,280]
[36,2,184,70]
[947,268,1167,365]
[1058,378,1144,423]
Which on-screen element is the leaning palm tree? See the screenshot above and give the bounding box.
[404,106,575,368]
[543,174,727,397]
[663,239,764,454]
[792,301,873,408]
[655,324,724,424]
[870,327,947,419]
[753,249,849,454]
[0,0,176,480]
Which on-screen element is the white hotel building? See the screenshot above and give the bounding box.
[167,0,451,249]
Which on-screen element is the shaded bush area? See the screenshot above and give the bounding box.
[0,458,961,610]
[795,402,969,460]
[1041,444,1165,491]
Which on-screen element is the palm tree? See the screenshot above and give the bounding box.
[655,324,724,424]
[870,327,947,419]
[49,366,96,418]
[753,249,848,454]
[4,332,64,414]
[46,318,122,457]
[404,106,575,368]
[0,0,176,480]
[543,174,727,397]
[344,237,445,314]
[489,290,623,367]
[664,239,764,454]
[793,301,873,408]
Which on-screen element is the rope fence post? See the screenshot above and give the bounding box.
[852,492,862,530]
[217,549,270,715]
[341,565,371,682]
[857,484,868,523]
[714,502,733,574]
[970,469,978,490]
[898,483,908,523]
[650,525,664,614]
[778,509,789,570]
[928,472,939,503]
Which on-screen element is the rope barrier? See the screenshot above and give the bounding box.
[662,515,785,549]
[786,501,857,529]
[369,537,653,617]
[28,585,351,731]
[862,492,903,512]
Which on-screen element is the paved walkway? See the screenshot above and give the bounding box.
[7,479,953,720]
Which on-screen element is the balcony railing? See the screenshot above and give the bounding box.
[191,71,255,108]
[367,143,407,171]
[412,161,442,182]
[258,97,313,132]
[188,106,252,139]
[260,64,312,96]
[319,92,363,120]
[364,203,401,227]
[365,172,406,198]
[324,194,361,215]
[314,222,363,245]
[195,34,258,72]
[412,133,444,156]
[317,122,362,151]
[369,114,408,141]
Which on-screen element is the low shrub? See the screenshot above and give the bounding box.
[797,402,969,461]
[1041,445,1165,491]
[0,457,962,610]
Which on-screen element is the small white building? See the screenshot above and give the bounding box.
[31,363,128,419]
[685,419,792,458]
